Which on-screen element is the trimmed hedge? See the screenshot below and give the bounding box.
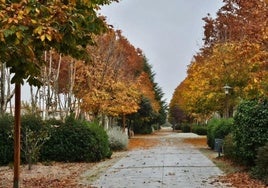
[207,118,233,149]
[133,124,153,134]
[251,142,268,184]
[0,114,14,165]
[233,99,268,165]
[223,133,237,160]
[181,124,191,133]
[41,116,111,162]
[191,124,207,135]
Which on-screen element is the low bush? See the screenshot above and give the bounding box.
[133,124,153,134]
[207,118,233,149]
[45,118,63,126]
[21,114,49,169]
[233,99,268,165]
[88,122,112,160]
[172,124,181,130]
[152,124,160,131]
[0,114,14,165]
[191,124,207,135]
[251,142,268,185]
[223,133,237,160]
[181,124,191,133]
[41,116,111,162]
[107,126,128,151]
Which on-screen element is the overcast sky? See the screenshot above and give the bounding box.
[100,0,223,103]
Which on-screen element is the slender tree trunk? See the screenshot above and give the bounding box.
[68,61,76,116]
[53,53,62,118]
[6,70,15,114]
[13,83,21,188]
[0,62,5,115]
[122,114,126,133]
[0,64,15,115]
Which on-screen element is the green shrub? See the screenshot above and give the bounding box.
[0,114,14,165]
[21,114,49,169]
[214,120,233,139]
[181,124,191,133]
[223,133,237,160]
[207,120,215,148]
[251,142,268,185]
[134,124,152,134]
[41,116,111,162]
[233,99,268,165]
[45,118,63,126]
[207,118,233,149]
[107,126,128,151]
[88,122,112,160]
[191,124,207,135]
[152,124,160,131]
[172,124,181,130]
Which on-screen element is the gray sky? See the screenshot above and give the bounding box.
[100,0,223,103]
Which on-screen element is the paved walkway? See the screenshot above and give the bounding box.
[90,129,229,188]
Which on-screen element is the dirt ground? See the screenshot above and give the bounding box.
[0,129,267,188]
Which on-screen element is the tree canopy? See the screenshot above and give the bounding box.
[170,0,268,123]
[0,0,116,85]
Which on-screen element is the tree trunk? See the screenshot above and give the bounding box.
[122,114,126,133]
[0,62,6,114]
[67,61,76,116]
[13,83,21,188]
[0,63,14,115]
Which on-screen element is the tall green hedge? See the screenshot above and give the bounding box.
[233,99,268,165]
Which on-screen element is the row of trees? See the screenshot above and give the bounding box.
[0,0,118,187]
[0,0,167,187]
[0,23,167,149]
[169,0,268,123]
[0,13,167,128]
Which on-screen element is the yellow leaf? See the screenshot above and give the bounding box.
[25,7,31,14]
[15,38,20,45]
[8,18,13,24]
[17,10,24,20]
[16,31,22,40]
[31,19,37,24]
[40,35,45,41]
[34,26,43,35]
[35,8,40,14]
[46,34,52,41]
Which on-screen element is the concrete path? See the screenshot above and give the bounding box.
[90,129,229,188]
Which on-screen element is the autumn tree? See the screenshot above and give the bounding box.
[170,0,268,122]
[127,57,167,133]
[36,52,80,120]
[74,29,142,127]
[169,81,190,125]
[203,0,267,46]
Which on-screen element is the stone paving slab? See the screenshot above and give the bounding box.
[162,167,224,188]
[91,146,229,188]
